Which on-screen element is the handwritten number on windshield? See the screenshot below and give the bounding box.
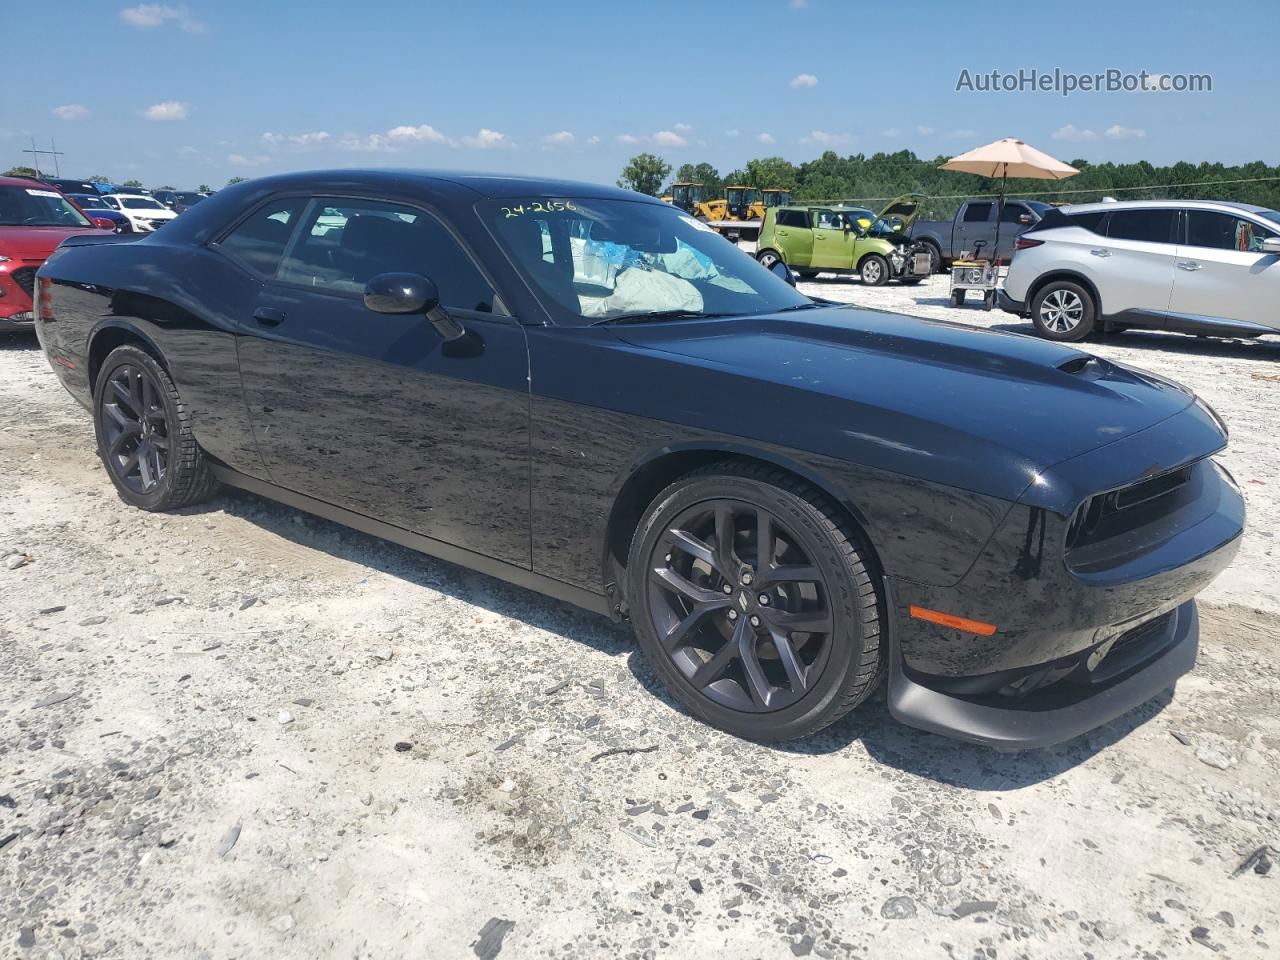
[500,200,577,218]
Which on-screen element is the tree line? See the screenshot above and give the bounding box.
[618,151,1280,218]
[4,165,240,192]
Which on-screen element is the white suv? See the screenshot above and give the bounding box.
[1000,200,1280,342]
[100,193,178,233]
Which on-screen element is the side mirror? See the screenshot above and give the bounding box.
[363,272,466,341]
[768,259,797,287]
[1262,237,1280,255]
[1018,214,1033,225]
[93,217,115,230]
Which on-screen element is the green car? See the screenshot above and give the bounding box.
[755,195,932,286]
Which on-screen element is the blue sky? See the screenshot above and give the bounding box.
[2,0,1275,188]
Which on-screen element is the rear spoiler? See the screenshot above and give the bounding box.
[57,232,146,248]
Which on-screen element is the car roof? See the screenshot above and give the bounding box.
[227,168,661,203]
[0,175,58,189]
[1063,198,1276,216]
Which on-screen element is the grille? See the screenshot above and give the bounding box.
[1109,610,1175,657]
[10,267,36,298]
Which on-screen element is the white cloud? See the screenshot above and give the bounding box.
[916,125,934,136]
[652,130,687,147]
[615,133,642,145]
[142,100,189,121]
[119,4,206,33]
[1051,124,1099,143]
[790,73,818,89]
[542,130,575,145]
[460,128,511,149]
[673,122,693,132]
[586,135,601,146]
[1141,73,1170,92]
[757,132,776,145]
[1104,124,1146,140]
[52,104,88,121]
[725,129,740,138]
[388,124,449,144]
[802,130,852,146]
[262,130,331,147]
[227,153,270,167]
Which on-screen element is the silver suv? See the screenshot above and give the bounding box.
[1000,200,1280,342]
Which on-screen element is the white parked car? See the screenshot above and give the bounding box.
[100,193,178,233]
[1000,199,1280,341]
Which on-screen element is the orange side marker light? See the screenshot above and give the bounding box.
[909,606,997,636]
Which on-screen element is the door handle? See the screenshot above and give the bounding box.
[1176,260,1202,271]
[253,306,286,326]
[1089,248,1112,258]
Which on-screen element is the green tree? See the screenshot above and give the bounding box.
[226,176,249,187]
[158,184,176,191]
[617,153,671,197]
[122,179,144,188]
[197,183,212,193]
[673,162,723,199]
[743,157,798,190]
[4,166,39,177]
[87,175,111,184]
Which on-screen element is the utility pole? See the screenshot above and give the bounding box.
[22,137,64,178]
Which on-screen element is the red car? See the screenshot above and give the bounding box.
[0,177,113,332]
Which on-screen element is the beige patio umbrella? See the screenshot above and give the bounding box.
[941,137,1079,261]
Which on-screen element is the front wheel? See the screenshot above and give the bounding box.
[1031,281,1096,341]
[93,345,217,511]
[627,462,882,741]
[756,249,782,270]
[859,255,890,286]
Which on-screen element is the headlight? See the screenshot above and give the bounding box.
[1195,396,1228,439]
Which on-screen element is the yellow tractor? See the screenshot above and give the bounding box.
[759,188,793,212]
[663,182,706,214]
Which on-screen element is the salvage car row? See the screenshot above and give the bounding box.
[27,169,1245,750]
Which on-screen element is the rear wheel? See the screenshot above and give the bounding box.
[1031,280,1096,342]
[627,462,881,741]
[93,345,217,511]
[859,255,890,286]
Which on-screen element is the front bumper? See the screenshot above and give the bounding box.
[888,599,1198,750]
[1,265,37,330]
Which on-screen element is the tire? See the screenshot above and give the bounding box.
[627,461,882,742]
[951,289,965,307]
[899,277,924,286]
[797,270,819,280]
[756,249,782,270]
[93,344,218,511]
[859,254,890,286]
[113,219,132,235]
[922,243,943,274]
[1030,280,1096,342]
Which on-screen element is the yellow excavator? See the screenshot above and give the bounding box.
[662,182,791,241]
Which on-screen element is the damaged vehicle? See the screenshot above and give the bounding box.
[35,169,1243,749]
[755,195,933,285]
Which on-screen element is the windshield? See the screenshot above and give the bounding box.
[71,194,107,209]
[1256,209,1280,229]
[176,193,205,205]
[0,185,93,227]
[120,196,165,210]
[481,197,809,325]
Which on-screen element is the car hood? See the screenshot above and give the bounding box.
[614,306,1200,501]
[0,225,105,260]
[875,193,923,231]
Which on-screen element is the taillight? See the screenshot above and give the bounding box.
[38,276,55,321]
[1014,236,1044,250]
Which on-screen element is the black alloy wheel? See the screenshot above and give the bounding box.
[93,345,217,511]
[100,362,170,494]
[629,463,881,741]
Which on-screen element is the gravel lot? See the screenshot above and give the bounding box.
[2,276,1277,959]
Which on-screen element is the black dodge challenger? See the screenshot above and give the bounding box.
[34,170,1244,748]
